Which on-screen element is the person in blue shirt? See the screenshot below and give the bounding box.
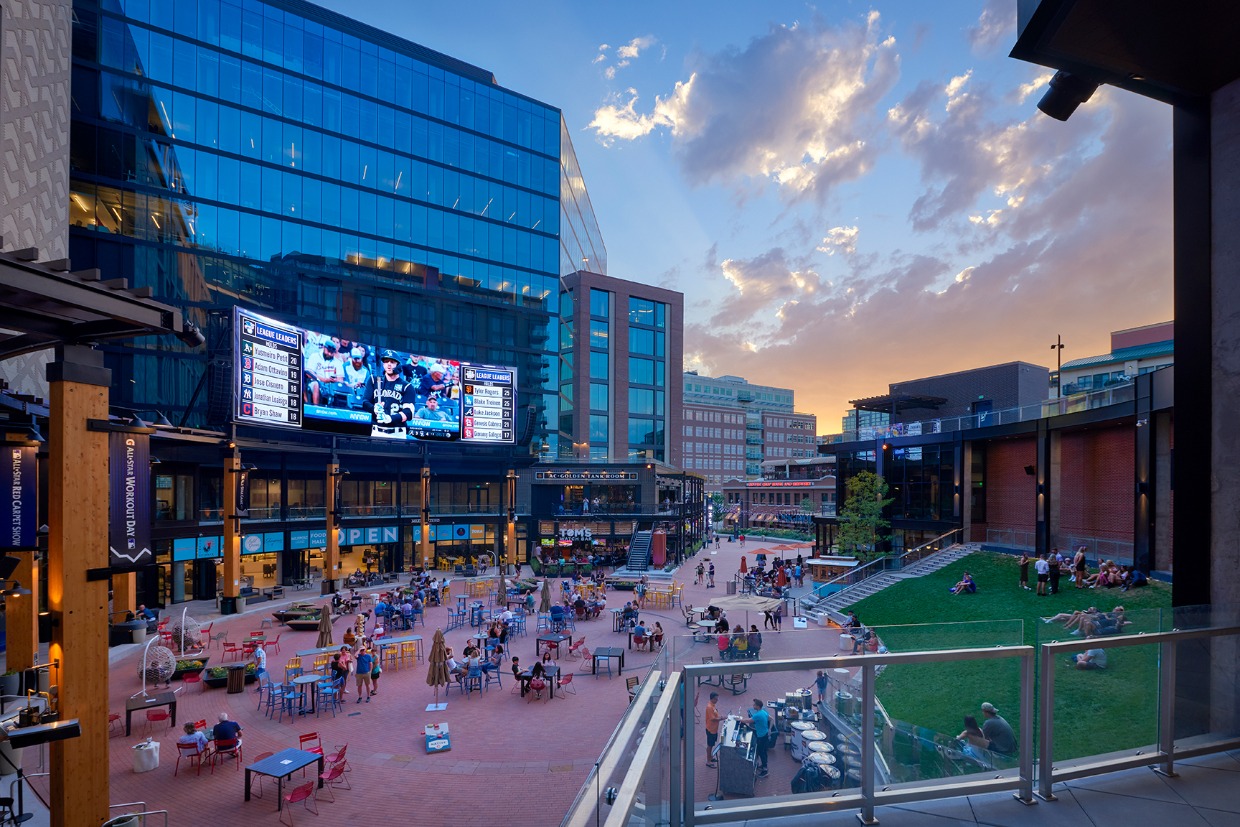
[742,698,772,776]
[212,713,242,748]
[355,647,374,703]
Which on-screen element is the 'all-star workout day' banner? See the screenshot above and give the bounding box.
[109,431,152,569]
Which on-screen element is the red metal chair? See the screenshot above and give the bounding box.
[198,622,213,649]
[221,642,242,662]
[143,709,171,735]
[323,743,349,772]
[108,713,122,736]
[249,751,274,798]
[266,634,282,655]
[174,742,210,776]
[316,762,351,802]
[558,673,577,696]
[279,781,319,826]
[212,737,242,769]
[182,671,203,693]
[298,732,324,755]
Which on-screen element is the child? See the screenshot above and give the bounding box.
[814,670,828,704]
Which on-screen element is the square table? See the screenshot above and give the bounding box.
[518,668,558,699]
[245,748,325,809]
[125,691,177,736]
[535,633,571,658]
[592,647,625,676]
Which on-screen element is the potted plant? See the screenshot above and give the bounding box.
[203,667,228,689]
[0,670,19,699]
[243,662,259,684]
[171,658,209,680]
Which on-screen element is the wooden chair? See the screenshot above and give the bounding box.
[626,676,641,701]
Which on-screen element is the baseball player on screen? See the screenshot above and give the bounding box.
[366,349,416,438]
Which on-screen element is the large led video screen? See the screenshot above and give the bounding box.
[232,307,516,444]
[300,326,461,441]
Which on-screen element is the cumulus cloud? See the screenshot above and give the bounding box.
[687,87,1172,424]
[588,78,695,144]
[588,12,901,201]
[817,226,859,256]
[968,0,1015,54]
[594,35,657,79]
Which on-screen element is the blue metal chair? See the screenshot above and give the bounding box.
[463,667,483,697]
[276,684,302,723]
[483,665,502,692]
[317,677,344,717]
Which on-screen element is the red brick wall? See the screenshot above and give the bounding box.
[980,439,1037,539]
[1058,427,1134,542]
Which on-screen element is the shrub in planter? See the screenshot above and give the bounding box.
[203,666,228,688]
[610,581,637,591]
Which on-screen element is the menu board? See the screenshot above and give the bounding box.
[235,308,302,428]
[460,364,516,444]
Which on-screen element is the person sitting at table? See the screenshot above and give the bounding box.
[621,602,638,624]
[212,712,243,750]
[481,644,504,673]
[529,658,548,699]
[652,622,665,648]
[730,624,749,658]
[591,592,607,618]
[715,616,730,635]
[633,620,649,649]
[573,594,588,618]
[178,721,209,755]
[717,632,731,659]
[747,625,762,657]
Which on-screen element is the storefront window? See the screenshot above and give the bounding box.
[155,471,194,520]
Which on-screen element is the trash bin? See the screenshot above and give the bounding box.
[132,740,160,773]
[225,663,247,694]
[726,580,737,595]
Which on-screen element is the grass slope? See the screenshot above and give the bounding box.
[846,551,1172,760]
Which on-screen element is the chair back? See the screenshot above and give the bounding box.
[215,737,239,755]
[176,742,202,757]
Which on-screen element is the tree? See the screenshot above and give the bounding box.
[837,471,893,559]
[709,493,726,524]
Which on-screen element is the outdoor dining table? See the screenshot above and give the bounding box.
[592,646,624,675]
[245,748,325,809]
[292,674,321,714]
[125,691,176,736]
[535,633,572,658]
[518,667,558,698]
[295,645,340,659]
[693,620,716,643]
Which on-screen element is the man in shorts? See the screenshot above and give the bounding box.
[704,692,722,768]
[355,645,374,702]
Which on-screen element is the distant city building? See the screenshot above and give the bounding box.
[559,271,684,464]
[1058,321,1173,396]
[682,372,816,491]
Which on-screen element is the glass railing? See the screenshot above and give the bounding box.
[564,606,1240,827]
[819,382,1142,445]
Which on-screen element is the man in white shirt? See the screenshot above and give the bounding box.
[305,339,345,406]
[1034,553,1051,596]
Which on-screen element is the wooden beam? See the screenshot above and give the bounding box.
[4,552,38,673]
[222,456,240,613]
[323,463,340,592]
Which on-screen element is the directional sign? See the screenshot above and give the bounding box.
[235,308,302,428]
[458,363,516,444]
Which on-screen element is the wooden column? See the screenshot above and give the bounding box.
[4,552,38,674]
[111,571,136,622]
[46,345,111,827]
[222,455,240,614]
[322,463,339,593]
[505,469,517,572]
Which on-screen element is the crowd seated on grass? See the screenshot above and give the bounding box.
[1042,605,1130,636]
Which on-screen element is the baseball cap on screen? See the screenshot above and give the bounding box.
[380,349,400,361]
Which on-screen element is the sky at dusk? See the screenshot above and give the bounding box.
[318,0,1174,431]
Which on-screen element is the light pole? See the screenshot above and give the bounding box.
[1051,334,1065,398]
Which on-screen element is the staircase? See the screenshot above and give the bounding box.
[800,543,980,624]
[625,530,653,572]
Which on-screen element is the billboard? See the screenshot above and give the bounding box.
[232,308,515,444]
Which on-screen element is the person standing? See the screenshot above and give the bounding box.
[742,698,772,777]
[1073,546,1088,589]
[1034,553,1050,596]
[773,601,783,632]
[704,692,722,768]
[1048,548,1062,595]
[707,562,716,589]
[252,641,267,678]
[695,562,704,586]
[1018,552,1031,591]
[355,645,374,703]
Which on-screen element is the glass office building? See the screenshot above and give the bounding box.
[67,0,604,453]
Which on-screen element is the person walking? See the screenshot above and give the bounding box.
[704,692,722,768]
[695,562,705,586]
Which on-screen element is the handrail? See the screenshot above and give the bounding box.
[602,672,682,827]
[896,528,963,567]
[561,671,665,827]
[806,554,892,600]
[103,808,169,827]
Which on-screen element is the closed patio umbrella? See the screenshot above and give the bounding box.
[316,605,334,649]
[539,577,553,613]
[426,628,450,710]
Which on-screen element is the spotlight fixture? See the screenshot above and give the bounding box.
[154,412,174,427]
[1037,70,1099,121]
[129,413,149,428]
[2,581,31,597]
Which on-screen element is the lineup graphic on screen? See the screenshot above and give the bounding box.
[235,308,302,428]
[232,308,516,444]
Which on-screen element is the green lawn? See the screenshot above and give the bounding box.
[845,551,1172,761]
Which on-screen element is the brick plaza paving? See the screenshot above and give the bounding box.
[22,538,840,826]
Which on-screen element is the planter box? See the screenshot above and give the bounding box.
[203,677,227,689]
[171,657,210,681]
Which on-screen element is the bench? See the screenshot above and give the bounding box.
[264,586,284,600]
[244,594,268,605]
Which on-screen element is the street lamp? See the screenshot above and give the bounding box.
[1051,334,1065,398]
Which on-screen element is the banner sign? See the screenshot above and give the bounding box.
[109,432,153,568]
[235,468,251,516]
[4,446,37,550]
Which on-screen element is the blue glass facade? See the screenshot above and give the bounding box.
[66,0,600,451]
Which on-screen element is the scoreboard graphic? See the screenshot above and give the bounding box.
[235,308,302,428]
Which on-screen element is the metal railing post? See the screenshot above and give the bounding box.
[683,676,695,827]
[1156,638,1178,778]
[670,675,683,827]
[859,661,877,825]
[1037,643,1057,800]
[1016,650,1036,804]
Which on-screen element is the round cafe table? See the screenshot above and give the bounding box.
[293,674,321,714]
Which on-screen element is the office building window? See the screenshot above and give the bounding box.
[590,351,608,380]
[590,288,610,318]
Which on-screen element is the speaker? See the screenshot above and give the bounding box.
[518,404,538,447]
